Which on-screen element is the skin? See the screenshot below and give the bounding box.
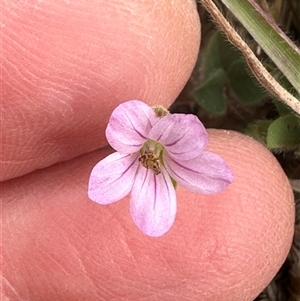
[1,0,295,300]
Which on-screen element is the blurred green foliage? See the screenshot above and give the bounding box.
[191,29,300,156]
[245,111,300,155]
[191,31,267,115]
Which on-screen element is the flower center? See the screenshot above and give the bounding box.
[139,140,164,175]
[139,150,161,175]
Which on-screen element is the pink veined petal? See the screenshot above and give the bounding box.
[164,151,234,194]
[148,114,208,161]
[106,100,159,154]
[130,164,177,237]
[88,152,139,204]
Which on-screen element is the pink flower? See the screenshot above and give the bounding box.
[88,100,233,237]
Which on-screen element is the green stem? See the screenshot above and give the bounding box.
[220,0,300,94]
[199,0,300,114]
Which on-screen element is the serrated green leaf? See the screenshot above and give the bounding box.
[203,31,242,76]
[192,69,227,115]
[266,114,300,150]
[203,32,223,76]
[227,59,267,104]
[217,33,242,71]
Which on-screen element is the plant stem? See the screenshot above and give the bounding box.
[199,0,300,115]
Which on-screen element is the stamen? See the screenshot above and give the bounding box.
[139,150,161,175]
[152,105,169,117]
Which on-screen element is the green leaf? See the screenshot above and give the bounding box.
[227,59,267,104]
[192,69,226,115]
[202,32,222,76]
[272,99,293,116]
[203,31,242,76]
[266,114,300,150]
[244,120,272,145]
[217,33,242,71]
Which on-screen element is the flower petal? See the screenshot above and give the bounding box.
[149,114,208,160]
[88,152,139,204]
[106,100,159,153]
[164,151,234,194]
[130,165,176,237]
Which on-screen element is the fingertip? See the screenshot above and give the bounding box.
[170,129,294,300]
[4,130,293,300]
[2,0,200,180]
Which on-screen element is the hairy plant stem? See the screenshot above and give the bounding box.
[199,0,300,115]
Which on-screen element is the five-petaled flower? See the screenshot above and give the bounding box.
[88,100,233,237]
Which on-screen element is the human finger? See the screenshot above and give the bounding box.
[1,0,200,181]
[2,130,294,300]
